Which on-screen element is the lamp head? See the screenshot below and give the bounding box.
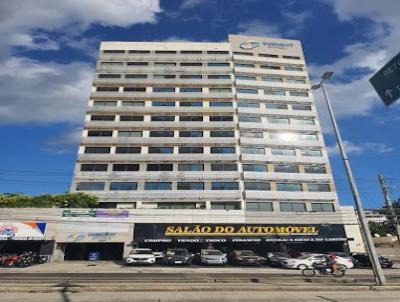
[311,84,321,90]
[322,72,333,81]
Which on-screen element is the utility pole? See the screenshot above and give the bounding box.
[377,174,400,242]
[312,72,386,286]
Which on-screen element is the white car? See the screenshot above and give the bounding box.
[281,254,354,270]
[125,248,156,265]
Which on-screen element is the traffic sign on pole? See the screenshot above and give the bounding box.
[370,52,400,106]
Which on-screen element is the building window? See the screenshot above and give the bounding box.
[180,75,202,79]
[211,163,237,171]
[244,182,270,190]
[209,116,233,122]
[208,62,230,67]
[292,119,315,125]
[236,75,256,81]
[100,62,123,67]
[285,65,303,71]
[239,116,261,123]
[234,63,255,68]
[84,147,110,154]
[98,74,121,78]
[299,134,318,141]
[103,50,125,54]
[178,164,204,171]
[147,164,173,171]
[87,130,113,137]
[179,131,203,137]
[119,115,144,121]
[118,131,142,137]
[240,131,263,138]
[209,88,231,93]
[154,62,176,66]
[152,101,175,106]
[238,101,260,108]
[211,182,239,190]
[180,101,202,107]
[93,101,117,107]
[292,103,312,111]
[76,182,105,191]
[90,115,115,121]
[261,64,280,70]
[308,183,331,192]
[233,51,253,56]
[157,203,197,209]
[246,202,273,212]
[115,147,141,154]
[237,88,258,94]
[155,50,177,54]
[154,74,176,79]
[283,55,301,60]
[179,147,203,153]
[241,147,265,155]
[177,182,204,190]
[150,131,174,137]
[122,101,144,106]
[290,91,309,97]
[211,202,241,210]
[209,101,232,107]
[207,51,229,54]
[208,75,230,79]
[125,74,147,79]
[301,149,323,157]
[304,165,326,174]
[151,115,175,122]
[262,76,283,82]
[144,182,172,190]
[110,182,137,191]
[267,117,290,124]
[265,89,285,96]
[123,87,146,92]
[274,164,299,173]
[148,147,174,154]
[113,164,139,171]
[276,183,303,191]
[96,87,119,92]
[210,131,234,137]
[128,50,150,54]
[271,148,295,156]
[242,164,267,172]
[180,62,202,66]
[287,77,306,84]
[265,103,288,110]
[280,202,306,212]
[259,53,278,58]
[153,87,175,93]
[311,203,335,212]
[181,50,202,54]
[80,164,108,172]
[127,62,149,66]
[210,147,235,154]
[179,116,203,122]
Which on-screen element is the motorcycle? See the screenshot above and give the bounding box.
[302,262,346,277]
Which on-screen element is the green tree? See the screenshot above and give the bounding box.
[368,221,391,236]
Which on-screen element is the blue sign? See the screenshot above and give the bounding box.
[88,251,100,261]
[370,51,400,106]
[240,40,294,50]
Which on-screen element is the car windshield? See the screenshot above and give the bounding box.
[298,255,313,259]
[203,250,222,256]
[132,250,153,254]
[167,249,188,256]
[237,251,255,256]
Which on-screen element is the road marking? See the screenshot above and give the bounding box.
[317,296,339,302]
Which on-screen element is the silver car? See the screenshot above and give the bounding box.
[200,249,227,265]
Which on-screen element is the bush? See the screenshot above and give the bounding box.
[0,193,98,208]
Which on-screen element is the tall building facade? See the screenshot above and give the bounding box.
[66,35,362,257]
[72,34,338,213]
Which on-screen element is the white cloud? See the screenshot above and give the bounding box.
[180,0,209,10]
[327,140,394,156]
[237,20,282,38]
[44,127,82,154]
[281,10,313,36]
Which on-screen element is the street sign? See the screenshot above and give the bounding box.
[370,51,400,106]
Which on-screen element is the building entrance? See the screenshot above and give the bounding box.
[64,242,124,260]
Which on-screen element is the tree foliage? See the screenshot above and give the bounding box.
[0,192,98,208]
[368,221,392,236]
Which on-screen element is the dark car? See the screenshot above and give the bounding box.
[351,253,393,269]
[228,250,264,266]
[162,248,192,265]
[265,252,290,267]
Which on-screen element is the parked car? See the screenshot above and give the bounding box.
[125,248,156,265]
[265,252,290,267]
[281,254,354,270]
[228,250,264,266]
[197,249,227,266]
[162,248,192,265]
[351,253,393,269]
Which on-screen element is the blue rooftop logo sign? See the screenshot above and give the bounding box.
[240,40,294,50]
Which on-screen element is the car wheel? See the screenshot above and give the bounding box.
[297,264,308,270]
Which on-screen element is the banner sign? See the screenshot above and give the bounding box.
[0,222,47,240]
[95,210,129,218]
[62,210,96,217]
[134,224,347,243]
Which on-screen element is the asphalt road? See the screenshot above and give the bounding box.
[0,290,399,302]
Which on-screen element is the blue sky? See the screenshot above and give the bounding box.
[0,0,399,208]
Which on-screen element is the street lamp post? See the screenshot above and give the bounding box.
[312,72,386,286]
